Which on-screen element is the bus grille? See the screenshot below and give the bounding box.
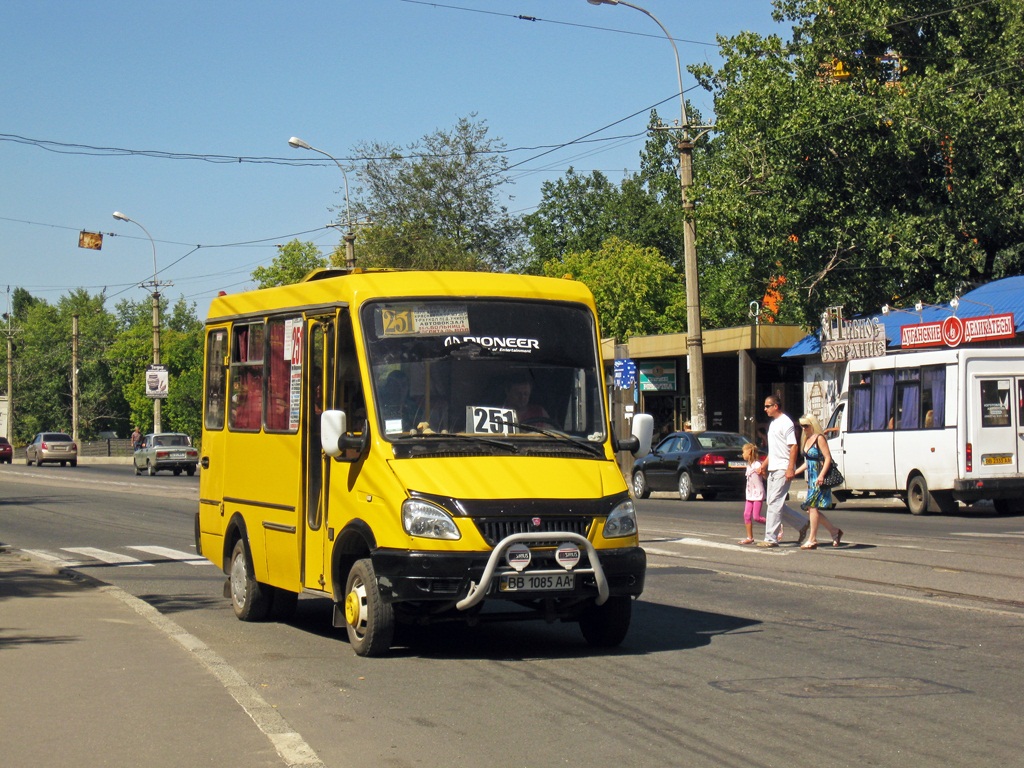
[473,517,593,547]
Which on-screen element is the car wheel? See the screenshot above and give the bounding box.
[677,472,695,501]
[186,466,196,477]
[229,539,272,621]
[134,463,142,476]
[579,595,632,648]
[60,461,67,467]
[632,471,650,499]
[147,462,156,477]
[173,468,182,476]
[26,456,33,466]
[701,491,718,501]
[343,558,395,657]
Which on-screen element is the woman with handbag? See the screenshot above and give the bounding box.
[795,414,845,550]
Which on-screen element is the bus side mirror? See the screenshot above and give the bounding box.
[613,413,653,456]
[631,413,653,457]
[321,410,369,461]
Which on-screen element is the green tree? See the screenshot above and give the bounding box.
[524,114,687,275]
[346,115,524,271]
[692,0,1024,325]
[251,240,327,288]
[542,237,686,342]
[107,296,203,438]
[10,289,124,443]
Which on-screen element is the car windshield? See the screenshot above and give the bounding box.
[153,434,190,447]
[361,298,607,448]
[44,433,72,442]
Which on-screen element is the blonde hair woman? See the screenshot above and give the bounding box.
[795,414,845,549]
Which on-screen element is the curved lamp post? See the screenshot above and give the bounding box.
[288,136,356,269]
[112,211,163,433]
[586,0,707,431]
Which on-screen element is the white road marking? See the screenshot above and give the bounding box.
[127,545,211,565]
[62,547,152,567]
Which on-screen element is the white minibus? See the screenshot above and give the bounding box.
[824,348,1024,514]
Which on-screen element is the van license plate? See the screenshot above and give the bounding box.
[982,455,1012,466]
[499,573,575,592]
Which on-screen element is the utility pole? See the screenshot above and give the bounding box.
[72,314,79,444]
[4,286,14,442]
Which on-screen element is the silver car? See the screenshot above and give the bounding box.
[26,432,78,467]
[133,432,199,476]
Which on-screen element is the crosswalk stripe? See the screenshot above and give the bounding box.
[127,545,211,565]
[22,549,87,568]
[62,547,153,567]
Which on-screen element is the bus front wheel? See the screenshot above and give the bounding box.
[343,558,395,657]
[229,539,272,621]
[579,595,632,648]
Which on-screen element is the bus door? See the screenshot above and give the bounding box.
[302,317,333,592]
[198,326,230,545]
[969,375,1021,475]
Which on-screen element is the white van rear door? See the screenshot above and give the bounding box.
[969,376,1020,476]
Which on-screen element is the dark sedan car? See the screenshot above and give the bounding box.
[0,436,12,464]
[632,430,753,501]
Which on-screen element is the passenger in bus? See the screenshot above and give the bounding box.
[503,372,552,428]
[796,414,845,549]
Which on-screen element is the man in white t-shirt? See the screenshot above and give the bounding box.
[757,395,809,547]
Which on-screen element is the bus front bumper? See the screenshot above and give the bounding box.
[372,540,646,607]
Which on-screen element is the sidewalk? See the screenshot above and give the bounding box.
[0,545,309,768]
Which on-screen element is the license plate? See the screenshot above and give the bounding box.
[170,452,186,459]
[499,572,575,592]
[727,460,746,469]
[982,455,1013,466]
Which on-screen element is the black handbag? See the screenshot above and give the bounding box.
[820,463,844,487]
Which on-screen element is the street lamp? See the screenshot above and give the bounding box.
[112,211,165,433]
[586,0,707,431]
[288,136,356,269]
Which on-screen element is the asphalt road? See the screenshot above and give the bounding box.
[1,464,1021,768]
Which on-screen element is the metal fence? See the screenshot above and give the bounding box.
[79,438,135,458]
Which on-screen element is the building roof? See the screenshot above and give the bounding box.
[783,275,1024,358]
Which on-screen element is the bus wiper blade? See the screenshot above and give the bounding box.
[391,432,518,453]
[508,423,604,456]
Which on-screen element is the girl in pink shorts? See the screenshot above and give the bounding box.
[739,442,767,544]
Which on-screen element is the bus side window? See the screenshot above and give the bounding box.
[337,310,365,429]
[229,323,265,432]
[204,329,228,430]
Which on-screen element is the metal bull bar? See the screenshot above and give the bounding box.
[455,531,609,611]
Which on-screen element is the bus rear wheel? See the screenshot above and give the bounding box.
[229,539,272,621]
[343,558,394,657]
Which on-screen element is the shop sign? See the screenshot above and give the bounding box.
[820,306,886,362]
[638,360,677,392]
[901,313,1016,349]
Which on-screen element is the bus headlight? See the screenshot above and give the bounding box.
[603,500,638,539]
[402,499,461,540]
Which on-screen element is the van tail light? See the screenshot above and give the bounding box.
[966,442,973,473]
[698,453,727,467]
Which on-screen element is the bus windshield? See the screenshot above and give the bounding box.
[362,298,607,443]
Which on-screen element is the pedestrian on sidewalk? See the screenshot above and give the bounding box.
[795,414,844,549]
[738,442,766,545]
[757,394,809,548]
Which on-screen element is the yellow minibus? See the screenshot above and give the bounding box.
[195,268,651,655]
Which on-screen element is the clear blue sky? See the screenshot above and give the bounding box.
[1,0,786,317]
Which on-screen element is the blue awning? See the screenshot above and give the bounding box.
[783,275,1024,358]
